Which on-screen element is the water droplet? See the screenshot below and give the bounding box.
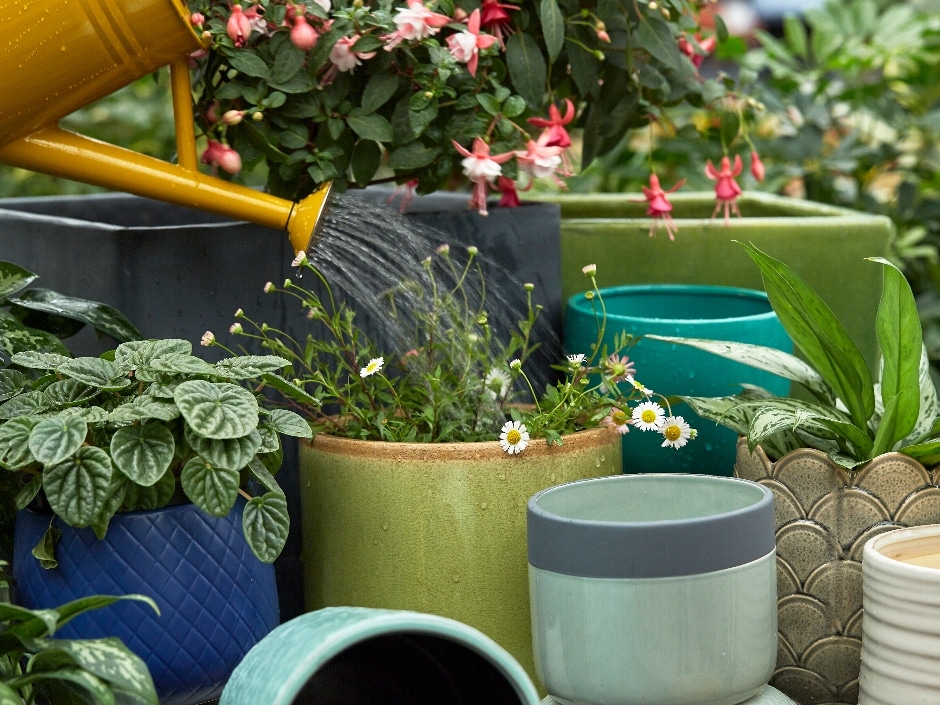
[452,574,460,583]
[600,454,606,462]
[480,501,488,510]
[704,443,713,452]
[550,473,556,482]
[595,460,601,468]
[373,539,378,545]
[382,522,389,531]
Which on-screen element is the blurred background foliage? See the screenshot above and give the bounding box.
[2,0,940,359]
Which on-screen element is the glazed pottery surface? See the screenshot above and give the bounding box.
[736,439,940,705]
[541,684,797,705]
[528,474,777,705]
[13,497,279,705]
[220,606,541,704]
[564,285,790,475]
[859,525,940,704]
[299,426,622,686]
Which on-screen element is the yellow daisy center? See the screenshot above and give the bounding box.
[506,429,522,444]
[664,424,682,442]
[641,409,658,424]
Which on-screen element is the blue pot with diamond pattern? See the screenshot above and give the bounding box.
[13,496,279,705]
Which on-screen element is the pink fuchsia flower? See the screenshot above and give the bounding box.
[515,132,566,185]
[527,99,575,149]
[750,150,765,183]
[452,137,514,215]
[227,5,252,47]
[201,139,242,175]
[190,12,205,28]
[386,179,419,213]
[706,155,744,225]
[243,4,267,34]
[497,176,522,208]
[447,9,497,77]
[678,33,717,70]
[384,0,451,50]
[480,0,519,49]
[637,173,685,240]
[290,15,318,51]
[329,34,376,72]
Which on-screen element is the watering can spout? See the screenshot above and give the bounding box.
[0,0,332,254]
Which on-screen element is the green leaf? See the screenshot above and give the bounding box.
[43,447,112,527]
[43,379,99,408]
[149,354,219,377]
[180,458,239,517]
[31,525,62,569]
[361,73,401,114]
[107,396,179,424]
[387,142,440,171]
[0,682,20,705]
[350,139,382,187]
[347,110,394,142]
[260,374,320,410]
[225,50,270,79]
[0,416,38,468]
[213,355,290,379]
[186,427,262,471]
[0,261,37,298]
[265,408,313,438]
[476,93,501,117]
[0,309,69,357]
[247,457,283,495]
[35,637,158,703]
[539,0,565,62]
[9,350,71,371]
[29,416,88,466]
[243,493,289,563]
[506,33,547,110]
[0,390,49,419]
[741,242,874,430]
[870,257,921,445]
[110,424,175,486]
[115,339,191,369]
[271,42,306,84]
[57,358,132,391]
[122,469,175,511]
[174,381,259,439]
[10,288,142,343]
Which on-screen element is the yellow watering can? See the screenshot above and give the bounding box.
[0,0,330,254]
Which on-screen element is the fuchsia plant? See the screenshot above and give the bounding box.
[187,0,727,212]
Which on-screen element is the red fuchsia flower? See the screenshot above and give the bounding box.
[446,9,497,77]
[452,137,514,215]
[290,15,318,51]
[637,173,685,240]
[705,155,744,225]
[678,33,717,70]
[515,132,567,186]
[201,139,242,175]
[750,150,765,183]
[497,176,522,208]
[227,5,252,47]
[386,179,419,213]
[480,0,519,49]
[528,99,576,173]
[384,0,451,50]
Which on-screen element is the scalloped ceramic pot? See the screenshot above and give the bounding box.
[859,525,940,704]
[298,427,622,686]
[735,438,940,705]
[220,606,542,704]
[528,474,778,705]
[13,497,279,705]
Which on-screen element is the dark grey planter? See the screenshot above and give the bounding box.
[0,190,562,619]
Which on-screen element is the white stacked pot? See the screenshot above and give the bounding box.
[860,525,940,704]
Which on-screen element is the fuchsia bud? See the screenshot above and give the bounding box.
[222,110,245,125]
[190,12,205,28]
[227,5,252,47]
[291,15,318,51]
[750,151,765,183]
[216,145,243,174]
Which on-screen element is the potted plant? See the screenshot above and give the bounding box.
[212,246,696,683]
[0,586,160,705]
[5,338,312,705]
[648,242,940,705]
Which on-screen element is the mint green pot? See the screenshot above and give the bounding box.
[528,474,778,705]
[220,606,541,704]
[535,191,893,373]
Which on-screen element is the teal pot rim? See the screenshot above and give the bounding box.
[864,524,940,581]
[566,284,776,327]
[527,474,774,579]
[220,606,541,705]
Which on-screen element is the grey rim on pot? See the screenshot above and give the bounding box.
[527,474,775,578]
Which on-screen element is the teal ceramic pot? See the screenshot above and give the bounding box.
[528,474,778,705]
[564,284,791,475]
[219,606,542,704]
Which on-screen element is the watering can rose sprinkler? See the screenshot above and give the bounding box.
[0,0,330,254]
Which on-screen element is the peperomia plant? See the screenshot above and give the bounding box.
[649,242,940,470]
[0,339,311,567]
[0,591,159,705]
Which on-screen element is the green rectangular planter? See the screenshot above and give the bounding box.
[534,192,894,372]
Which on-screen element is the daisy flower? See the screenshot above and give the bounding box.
[566,353,586,367]
[499,420,529,455]
[661,416,693,449]
[603,407,631,435]
[632,401,665,431]
[484,368,512,399]
[605,354,636,383]
[359,357,384,378]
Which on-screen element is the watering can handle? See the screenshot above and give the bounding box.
[170,59,200,173]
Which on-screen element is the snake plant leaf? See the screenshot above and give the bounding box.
[0,390,49,419]
[180,458,239,517]
[214,355,291,379]
[43,447,112,527]
[185,427,262,471]
[0,416,38,468]
[645,334,833,402]
[742,242,874,430]
[174,381,259,440]
[265,408,313,438]
[110,424,175,487]
[57,358,131,392]
[870,257,922,446]
[9,287,143,344]
[29,417,88,466]
[8,351,71,371]
[243,493,290,564]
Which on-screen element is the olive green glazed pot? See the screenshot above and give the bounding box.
[534,192,893,372]
[298,427,622,686]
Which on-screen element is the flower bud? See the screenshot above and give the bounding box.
[750,151,765,183]
[190,12,205,27]
[524,282,535,291]
[252,111,264,121]
[291,15,318,51]
[222,110,245,125]
[581,263,597,276]
[467,245,479,256]
[216,144,242,174]
[201,331,215,346]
